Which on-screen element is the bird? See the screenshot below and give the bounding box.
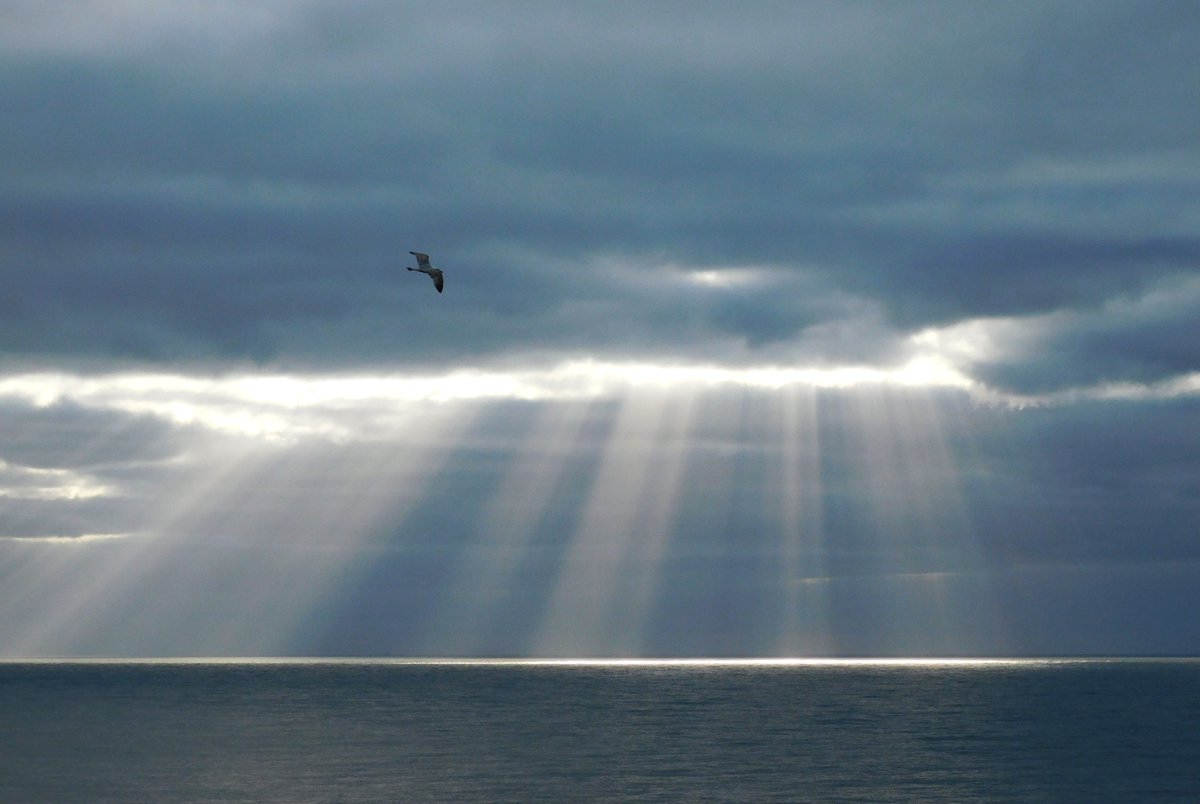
[407,251,444,293]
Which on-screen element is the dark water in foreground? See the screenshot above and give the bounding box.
[2,659,1198,802]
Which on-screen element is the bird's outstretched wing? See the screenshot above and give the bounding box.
[431,270,444,293]
[410,251,431,268]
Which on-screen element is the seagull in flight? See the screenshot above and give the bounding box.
[407,251,444,293]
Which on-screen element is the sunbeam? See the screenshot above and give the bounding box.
[772,384,830,655]
[0,361,1066,657]
[819,386,1010,655]
[1,392,485,656]
[535,388,698,656]
[422,398,598,655]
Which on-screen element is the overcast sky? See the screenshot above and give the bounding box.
[2,1,1198,657]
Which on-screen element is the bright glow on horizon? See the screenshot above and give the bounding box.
[0,355,973,441]
[3,359,1196,444]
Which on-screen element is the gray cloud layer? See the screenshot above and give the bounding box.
[3,1,1198,390]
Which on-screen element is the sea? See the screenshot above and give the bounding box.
[2,658,1198,802]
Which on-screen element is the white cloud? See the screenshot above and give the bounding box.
[4,532,136,544]
[0,460,115,500]
[0,356,980,443]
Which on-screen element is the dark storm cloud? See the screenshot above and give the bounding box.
[2,1,1198,385]
[975,275,1200,394]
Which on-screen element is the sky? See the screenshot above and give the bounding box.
[1,0,1198,657]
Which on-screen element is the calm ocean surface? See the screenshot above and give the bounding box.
[2,659,1198,802]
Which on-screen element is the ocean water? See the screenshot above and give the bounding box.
[2,659,1198,802]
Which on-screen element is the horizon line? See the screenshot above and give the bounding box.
[4,655,1198,666]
